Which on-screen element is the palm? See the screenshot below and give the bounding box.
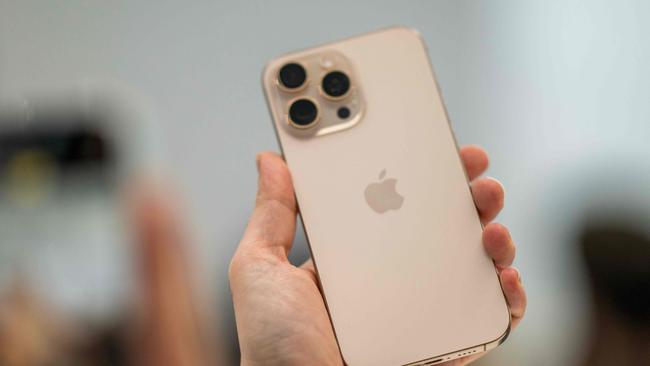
[231,257,340,366]
[231,149,526,366]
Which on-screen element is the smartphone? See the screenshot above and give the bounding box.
[262,27,510,366]
[0,86,150,322]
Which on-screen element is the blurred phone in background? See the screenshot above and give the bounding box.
[0,87,151,364]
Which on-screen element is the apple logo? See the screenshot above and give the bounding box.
[364,169,404,214]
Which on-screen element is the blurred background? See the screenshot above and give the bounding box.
[0,1,648,365]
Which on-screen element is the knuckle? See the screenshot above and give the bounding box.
[229,243,284,281]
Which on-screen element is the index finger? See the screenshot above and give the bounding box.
[127,182,210,366]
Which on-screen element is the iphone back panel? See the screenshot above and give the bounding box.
[262,27,510,366]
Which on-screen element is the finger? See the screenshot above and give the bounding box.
[238,152,297,260]
[483,223,516,268]
[459,145,489,181]
[470,177,505,224]
[127,183,209,366]
[500,267,526,328]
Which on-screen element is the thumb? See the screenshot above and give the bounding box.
[238,151,297,261]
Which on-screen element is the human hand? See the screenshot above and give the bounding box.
[0,184,218,366]
[127,184,217,366]
[230,147,527,366]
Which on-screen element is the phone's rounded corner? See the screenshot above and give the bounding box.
[388,26,426,45]
[484,310,512,352]
[260,59,277,92]
[385,25,422,38]
[381,26,430,61]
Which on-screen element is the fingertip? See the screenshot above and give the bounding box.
[460,145,489,180]
[257,150,282,161]
[257,151,281,172]
[255,151,295,207]
[257,152,287,179]
[483,223,510,247]
[501,267,521,289]
[502,268,524,304]
[501,267,526,321]
[126,180,180,240]
[472,177,505,223]
[483,223,515,268]
[486,177,505,208]
[240,151,297,258]
[484,222,508,238]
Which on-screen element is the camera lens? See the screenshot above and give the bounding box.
[289,99,318,127]
[278,63,307,89]
[322,71,350,98]
[337,106,351,119]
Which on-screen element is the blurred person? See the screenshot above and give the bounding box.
[230,147,527,366]
[577,220,650,366]
[0,182,218,366]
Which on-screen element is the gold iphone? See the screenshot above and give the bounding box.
[262,27,510,366]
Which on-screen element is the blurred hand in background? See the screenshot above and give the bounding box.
[127,182,216,366]
[0,182,218,366]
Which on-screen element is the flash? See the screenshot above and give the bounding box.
[320,57,334,69]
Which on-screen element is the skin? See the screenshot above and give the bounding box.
[230,146,527,366]
[127,183,217,366]
[0,184,219,366]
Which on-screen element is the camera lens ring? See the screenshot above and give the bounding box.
[287,98,319,129]
[278,62,307,91]
[321,70,351,99]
